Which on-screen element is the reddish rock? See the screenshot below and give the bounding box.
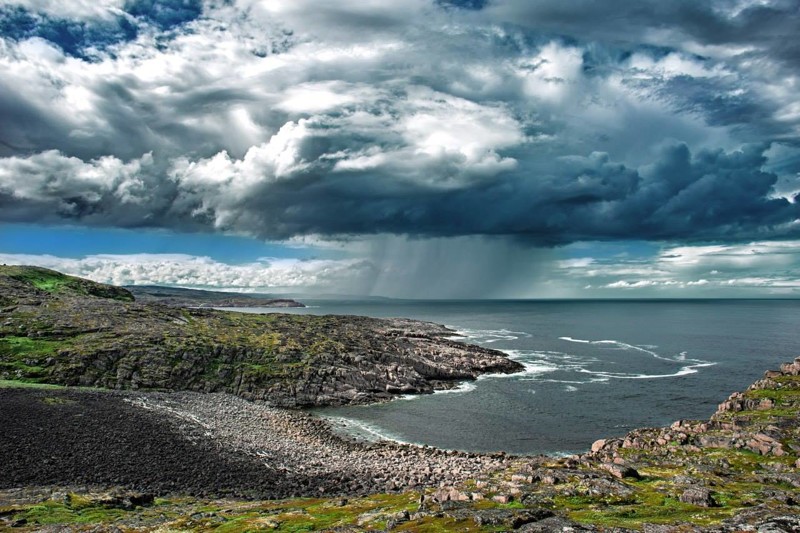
[599,463,640,480]
[433,487,469,502]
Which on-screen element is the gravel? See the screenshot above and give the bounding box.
[1,388,512,499]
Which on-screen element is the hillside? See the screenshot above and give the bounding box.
[0,265,521,406]
[0,265,133,305]
[124,285,305,308]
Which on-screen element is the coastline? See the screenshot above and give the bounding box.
[3,268,800,531]
[2,356,800,531]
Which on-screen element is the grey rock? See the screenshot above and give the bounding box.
[680,487,718,507]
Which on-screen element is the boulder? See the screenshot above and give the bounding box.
[679,487,717,507]
[432,487,469,502]
[599,462,641,480]
[472,508,554,528]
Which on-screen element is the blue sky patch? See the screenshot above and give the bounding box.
[123,0,203,31]
[0,224,338,263]
[0,5,137,59]
[0,1,203,59]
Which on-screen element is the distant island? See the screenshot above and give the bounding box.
[1,265,799,532]
[124,285,306,309]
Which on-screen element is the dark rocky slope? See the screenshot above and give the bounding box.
[124,285,305,308]
[0,388,278,498]
[0,265,522,406]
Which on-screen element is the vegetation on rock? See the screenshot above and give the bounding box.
[0,265,521,406]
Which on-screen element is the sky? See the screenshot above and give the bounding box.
[1,0,800,298]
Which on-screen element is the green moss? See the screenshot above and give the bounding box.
[773,375,800,385]
[41,396,75,405]
[564,490,736,530]
[723,407,798,421]
[0,336,61,357]
[0,336,66,379]
[21,501,126,525]
[0,379,66,389]
[308,338,346,356]
[744,388,800,402]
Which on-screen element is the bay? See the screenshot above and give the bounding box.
[226,299,800,455]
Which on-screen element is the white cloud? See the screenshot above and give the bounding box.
[0,0,125,19]
[0,252,373,292]
[0,150,154,205]
[554,240,800,295]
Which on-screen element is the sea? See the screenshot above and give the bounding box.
[225,299,800,456]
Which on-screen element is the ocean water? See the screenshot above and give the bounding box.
[227,300,800,455]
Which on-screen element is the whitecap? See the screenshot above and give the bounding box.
[578,360,716,380]
[319,415,413,445]
[558,336,591,344]
[434,380,478,394]
[451,327,531,344]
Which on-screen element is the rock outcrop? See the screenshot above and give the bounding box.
[588,356,800,462]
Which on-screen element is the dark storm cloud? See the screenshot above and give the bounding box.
[0,0,799,246]
[485,0,800,58]
[2,141,797,245]
[437,0,488,10]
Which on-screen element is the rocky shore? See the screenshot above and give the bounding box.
[0,387,514,500]
[3,357,800,531]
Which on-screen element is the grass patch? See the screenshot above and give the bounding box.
[744,388,800,403]
[21,501,126,526]
[0,379,66,389]
[0,336,65,380]
[0,336,62,357]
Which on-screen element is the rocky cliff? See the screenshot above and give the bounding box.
[0,265,522,406]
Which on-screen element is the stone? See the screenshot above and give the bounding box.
[518,515,593,532]
[472,508,554,528]
[599,462,641,480]
[754,515,800,532]
[433,487,469,502]
[679,487,717,507]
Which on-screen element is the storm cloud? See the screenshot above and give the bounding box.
[0,0,799,246]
